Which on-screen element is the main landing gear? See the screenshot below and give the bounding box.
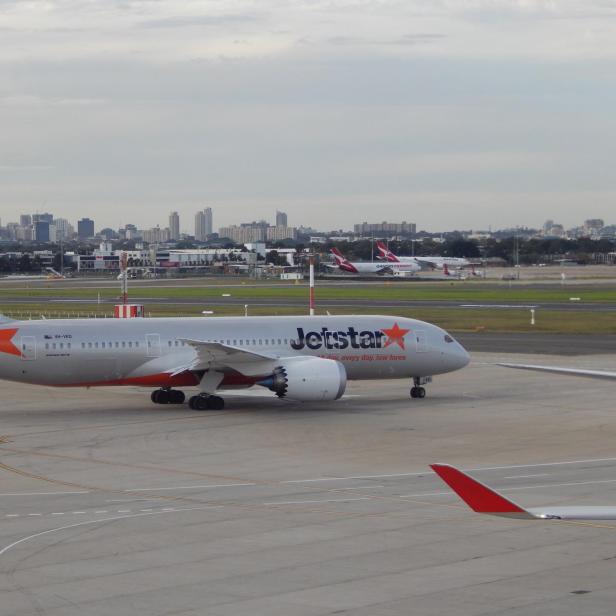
[410,386,425,399]
[188,394,225,411]
[151,389,185,405]
[410,376,432,399]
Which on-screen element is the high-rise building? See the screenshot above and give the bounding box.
[204,207,213,236]
[195,208,213,241]
[54,218,73,241]
[20,214,32,227]
[219,225,267,244]
[276,210,288,227]
[266,226,297,241]
[78,218,95,239]
[33,213,53,224]
[169,211,180,241]
[34,221,50,242]
[142,226,170,244]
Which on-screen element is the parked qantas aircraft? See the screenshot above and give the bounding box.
[432,464,616,520]
[376,241,470,270]
[329,248,421,275]
[0,314,469,410]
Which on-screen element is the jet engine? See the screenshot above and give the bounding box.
[259,356,347,401]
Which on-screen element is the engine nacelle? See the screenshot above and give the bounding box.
[260,356,347,401]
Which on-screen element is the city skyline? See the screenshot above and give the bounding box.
[2,2,616,230]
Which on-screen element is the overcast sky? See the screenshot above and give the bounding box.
[2,0,616,232]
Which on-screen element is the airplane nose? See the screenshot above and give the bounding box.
[449,342,471,371]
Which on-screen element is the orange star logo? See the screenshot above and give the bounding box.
[381,322,411,350]
[0,328,21,357]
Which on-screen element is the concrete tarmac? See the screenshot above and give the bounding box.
[2,353,616,615]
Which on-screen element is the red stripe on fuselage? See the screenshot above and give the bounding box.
[55,371,260,388]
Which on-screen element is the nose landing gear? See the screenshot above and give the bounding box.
[410,376,432,399]
[188,394,225,411]
[151,389,186,405]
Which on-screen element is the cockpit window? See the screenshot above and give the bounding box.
[444,334,454,343]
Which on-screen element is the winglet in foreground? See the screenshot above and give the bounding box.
[431,464,616,521]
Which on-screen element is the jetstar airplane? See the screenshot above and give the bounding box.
[432,464,616,520]
[376,241,470,270]
[0,314,469,410]
[328,248,421,275]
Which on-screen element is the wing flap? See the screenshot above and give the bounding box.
[178,339,277,373]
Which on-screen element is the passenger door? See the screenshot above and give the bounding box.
[20,336,37,361]
[415,330,428,353]
[146,333,162,357]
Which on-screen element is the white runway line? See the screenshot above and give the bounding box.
[0,491,90,497]
[125,482,257,492]
[329,485,385,491]
[0,505,224,560]
[263,497,370,506]
[504,474,551,479]
[282,472,428,484]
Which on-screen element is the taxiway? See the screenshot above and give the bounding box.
[1,351,616,615]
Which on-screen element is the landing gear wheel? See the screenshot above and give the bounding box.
[207,395,225,410]
[169,390,185,404]
[188,394,225,411]
[152,389,185,404]
[151,389,170,404]
[410,386,426,399]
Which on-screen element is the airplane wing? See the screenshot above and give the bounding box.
[431,464,616,520]
[498,363,616,380]
[180,339,277,369]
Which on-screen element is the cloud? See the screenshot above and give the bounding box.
[137,13,265,29]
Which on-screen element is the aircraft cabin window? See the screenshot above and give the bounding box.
[88,342,92,349]
[101,342,105,349]
[60,343,64,349]
[277,339,281,345]
[122,342,126,348]
[136,341,139,348]
[68,343,71,349]
[45,343,49,350]
[95,342,99,349]
[129,341,132,348]
[258,339,262,345]
[81,343,85,349]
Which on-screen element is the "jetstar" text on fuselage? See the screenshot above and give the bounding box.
[291,327,387,350]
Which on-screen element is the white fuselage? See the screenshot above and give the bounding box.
[391,255,470,269]
[0,315,469,390]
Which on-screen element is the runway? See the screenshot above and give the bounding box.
[2,353,616,615]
